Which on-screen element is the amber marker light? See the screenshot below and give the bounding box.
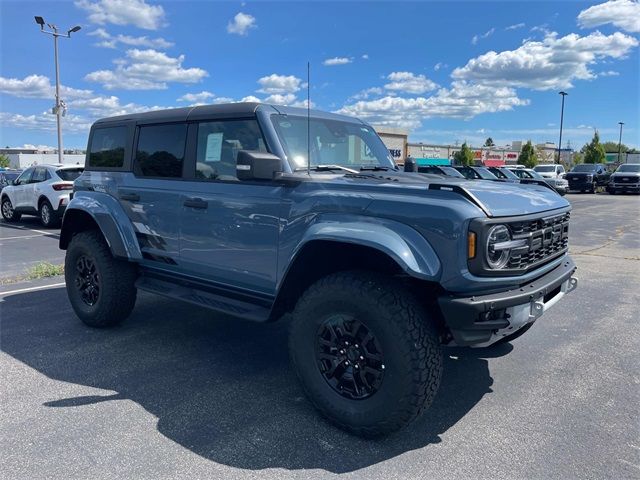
[468,232,477,259]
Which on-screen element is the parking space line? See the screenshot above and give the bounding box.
[0,234,48,241]
[0,282,66,297]
[0,224,59,237]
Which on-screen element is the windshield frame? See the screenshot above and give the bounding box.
[571,164,598,172]
[270,114,396,172]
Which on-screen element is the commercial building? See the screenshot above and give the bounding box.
[0,147,85,169]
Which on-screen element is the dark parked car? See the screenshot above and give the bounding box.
[453,166,501,181]
[607,163,640,194]
[0,170,22,191]
[487,166,520,183]
[59,102,577,437]
[566,163,610,193]
[417,165,465,178]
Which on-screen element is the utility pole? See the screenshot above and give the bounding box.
[617,122,625,164]
[34,16,81,164]
[557,91,568,164]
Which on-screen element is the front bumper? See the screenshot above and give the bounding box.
[438,257,577,346]
[608,183,640,192]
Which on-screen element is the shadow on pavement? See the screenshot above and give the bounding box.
[1,287,505,473]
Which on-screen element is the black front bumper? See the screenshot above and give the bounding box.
[438,257,577,346]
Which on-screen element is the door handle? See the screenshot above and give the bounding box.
[120,193,140,202]
[183,197,208,209]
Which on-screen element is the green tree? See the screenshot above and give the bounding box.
[582,131,606,164]
[572,151,583,165]
[518,140,538,168]
[601,141,629,153]
[453,142,474,166]
[483,137,495,147]
[0,154,10,169]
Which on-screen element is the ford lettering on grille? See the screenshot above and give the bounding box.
[507,212,570,270]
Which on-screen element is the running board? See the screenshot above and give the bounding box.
[135,275,272,322]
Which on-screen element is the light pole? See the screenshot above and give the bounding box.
[557,91,568,163]
[34,16,81,164]
[617,122,625,164]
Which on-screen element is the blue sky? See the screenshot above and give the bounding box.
[1,0,638,150]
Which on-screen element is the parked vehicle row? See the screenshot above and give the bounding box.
[1,164,84,227]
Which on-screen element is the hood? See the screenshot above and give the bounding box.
[333,171,569,217]
[538,172,555,178]
[611,172,640,178]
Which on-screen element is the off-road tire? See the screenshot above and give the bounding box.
[289,271,443,437]
[39,199,58,227]
[65,230,137,328]
[1,197,21,222]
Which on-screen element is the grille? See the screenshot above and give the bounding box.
[614,176,639,184]
[506,212,570,270]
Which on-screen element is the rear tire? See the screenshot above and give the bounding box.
[65,230,137,328]
[39,199,58,227]
[1,197,21,222]
[289,271,443,437]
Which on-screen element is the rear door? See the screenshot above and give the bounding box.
[179,118,281,296]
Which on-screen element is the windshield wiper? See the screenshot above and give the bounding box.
[359,165,396,171]
[294,165,359,174]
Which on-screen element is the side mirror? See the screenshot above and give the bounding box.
[236,150,283,181]
[12,179,18,186]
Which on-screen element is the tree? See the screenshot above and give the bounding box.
[582,131,606,164]
[518,140,537,168]
[572,151,583,165]
[0,154,10,169]
[453,142,474,166]
[483,137,495,147]
[601,141,628,153]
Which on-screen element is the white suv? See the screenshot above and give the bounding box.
[1,164,84,227]
[534,164,566,179]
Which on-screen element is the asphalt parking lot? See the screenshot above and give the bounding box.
[1,193,639,480]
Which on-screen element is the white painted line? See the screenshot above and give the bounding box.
[0,234,47,241]
[0,223,58,236]
[0,282,66,297]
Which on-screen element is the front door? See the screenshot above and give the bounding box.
[179,118,281,296]
[12,167,34,208]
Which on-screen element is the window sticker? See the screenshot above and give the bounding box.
[205,132,223,161]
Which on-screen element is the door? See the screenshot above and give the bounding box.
[120,123,188,266]
[179,118,281,296]
[12,167,34,208]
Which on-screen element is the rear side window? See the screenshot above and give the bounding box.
[89,126,127,168]
[135,124,187,178]
[57,168,84,181]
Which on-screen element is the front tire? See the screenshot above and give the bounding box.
[65,230,137,328]
[289,271,443,437]
[1,197,21,222]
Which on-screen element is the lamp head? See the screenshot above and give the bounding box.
[34,16,45,28]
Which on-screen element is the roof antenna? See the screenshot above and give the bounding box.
[307,61,311,177]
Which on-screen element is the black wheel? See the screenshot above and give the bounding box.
[39,199,58,227]
[1,197,21,222]
[289,271,443,437]
[65,230,137,327]
[591,182,597,193]
[493,322,534,346]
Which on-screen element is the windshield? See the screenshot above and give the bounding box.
[526,169,544,179]
[440,166,465,178]
[271,115,395,170]
[534,165,556,172]
[616,164,640,173]
[474,167,499,180]
[496,167,520,180]
[4,172,20,181]
[56,168,84,181]
[571,164,598,172]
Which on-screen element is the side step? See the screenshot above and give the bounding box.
[135,275,272,322]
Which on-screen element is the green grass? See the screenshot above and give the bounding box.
[25,262,64,280]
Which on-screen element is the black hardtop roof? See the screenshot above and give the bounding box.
[92,102,363,126]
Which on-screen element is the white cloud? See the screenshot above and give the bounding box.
[85,49,208,90]
[264,93,297,104]
[598,70,620,76]
[434,62,448,71]
[227,12,257,35]
[361,54,369,60]
[240,95,262,103]
[75,0,165,30]
[0,111,93,133]
[0,74,93,99]
[88,28,173,49]
[452,31,638,90]
[256,74,303,94]
[348,87,383,101]
[323,57,353,66]
[472,28,495,45]
[337,82,528,129]
[505,23,526,31]
[384,71,438,94]
[578,0,640,33]
[177,91,216,103]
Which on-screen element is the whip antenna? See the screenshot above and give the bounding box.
[307,61,311,176]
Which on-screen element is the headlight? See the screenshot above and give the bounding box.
[486,225,511,269]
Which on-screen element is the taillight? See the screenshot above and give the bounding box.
[52,183,73,191]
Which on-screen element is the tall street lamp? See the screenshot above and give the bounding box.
[34,16,81,164]
[557,91,568,163]
[617,121,625,164]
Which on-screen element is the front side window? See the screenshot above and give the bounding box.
[15,168,33,185]
[195,119,267,180]
[31,167,48,183]
[89,126,127,168]
[135,124,187,178]
[271,115,394,170]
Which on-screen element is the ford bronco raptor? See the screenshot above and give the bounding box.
[60,103,578,436]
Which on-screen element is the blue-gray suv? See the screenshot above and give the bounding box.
[60,103,578,436]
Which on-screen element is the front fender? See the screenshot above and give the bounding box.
[60,191,142,261]
[294,215,441,281]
